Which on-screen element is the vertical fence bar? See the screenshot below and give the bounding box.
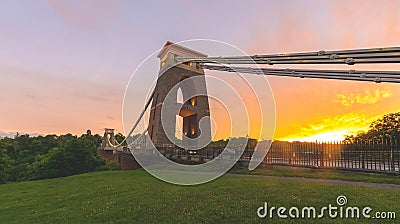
[316,141,319,167]
[396,137,400,174]
[364,139,369,170]
[333,141,336,168]
[386,137,390,172]
[291,142,294,165]
[330,141,332,168]
[384,137,387,171]
[302,142,305,166]
[331,141,334,167]
[340,141,343,168]
[346,141,350,169]
[308,142,311,166]
[369,139,372,170]
[376,138,381,171]
[286,142,289,164]
[366,139,369,170]
[367,139,371,170]
[307,142,310,166]
[383,137,386,172]
[328,141,331,167]
[293,142,296,165]
[320,141,324,167]
[299,141,302,166]
[349,141,353,169]
[339,141,342,168]
[361,139,365,169]
[390,136,395,172]
[369,139,373,170]
[313,142,316,166]
[292,142,295,165]
[365,139,368,170]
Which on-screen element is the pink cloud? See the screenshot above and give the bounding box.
[49,0,123,31]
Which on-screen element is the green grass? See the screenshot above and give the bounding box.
[229,167,400,185]
[0,169,399,223]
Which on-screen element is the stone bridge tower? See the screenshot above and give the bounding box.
[100,128,116,149]
[148,42,211,148]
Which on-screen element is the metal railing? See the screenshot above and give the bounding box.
[264,140,399,173]
[155,137,399,174]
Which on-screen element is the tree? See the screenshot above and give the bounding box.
[31,135,105,180]
[0,148,12,183]
[344,112,400,143]
[31,147,64,179]
[0,132,106,182]
[368,112,400,139]
[115,133,126,146]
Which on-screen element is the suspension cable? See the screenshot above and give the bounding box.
[176,47,400,65]
[200,64,400,83]
[107,90,155,148]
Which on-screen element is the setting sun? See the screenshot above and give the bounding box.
[280,130,355,142]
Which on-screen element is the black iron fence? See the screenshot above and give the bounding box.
[263,139,400,174]
[155,138,400,174]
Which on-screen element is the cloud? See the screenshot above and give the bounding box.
[0,131,41,138]
[334,87,392,107]
[106,115,115,120]
[24,94,39,100]
[244,2,321,55]
[49,0,123,31]
[328,0,400,47]
[279,112,382,141]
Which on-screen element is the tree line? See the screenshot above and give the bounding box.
[0,130,112,183]
[344,112,400,144]
[1,112,398,183]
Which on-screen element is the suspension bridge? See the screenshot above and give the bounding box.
[98,41,400,171]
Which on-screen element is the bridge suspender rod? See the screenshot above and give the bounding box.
[107,90,155,147]
[176,47,400,65]
[125,90,155,139]
[200,64,400,84]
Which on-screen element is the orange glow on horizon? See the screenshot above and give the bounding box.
[279,130,359,142]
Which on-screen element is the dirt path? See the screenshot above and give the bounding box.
[226,173,400,191]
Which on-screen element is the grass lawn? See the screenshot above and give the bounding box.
[229,166,400,185]
[0,169,398,223]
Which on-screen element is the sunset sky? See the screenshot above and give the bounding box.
[1,0,400,141]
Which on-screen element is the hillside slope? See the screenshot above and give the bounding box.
[0,169,398,223]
